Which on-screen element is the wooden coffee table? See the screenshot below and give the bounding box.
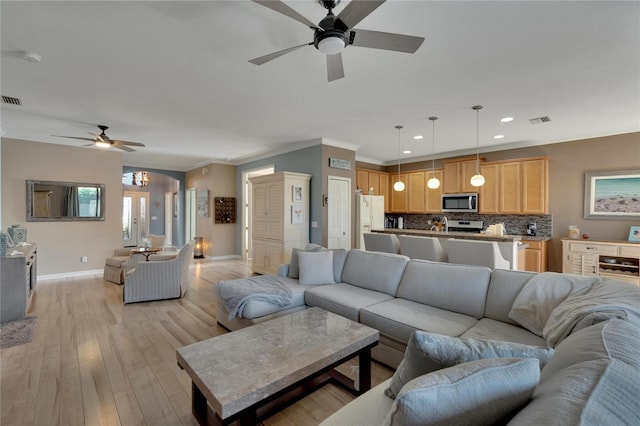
[176,307,379,425]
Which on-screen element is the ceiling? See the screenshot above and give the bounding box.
[1,1,638,171]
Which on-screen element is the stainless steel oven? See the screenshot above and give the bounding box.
[442,193,478,212]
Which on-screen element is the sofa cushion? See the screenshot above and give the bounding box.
[540,319,640,383]
[361,298,477,347]
[105,255,129,267]
[484,269,536,325]
[384,358,539,426]
[508,358,640,426]
[386,330,553,399]
[460,318,547,347]
[298,250,335,285]
[304,283,394,321]
[340,250,409,296]
[287,244,323,279]
[508,272,596,337]
[396,260,491,319]
[320,378,394,426]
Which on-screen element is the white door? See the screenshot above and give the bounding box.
[327,176,351,249]
[164,192,173,245]
[122,191,150,247]
[186,188,196,243]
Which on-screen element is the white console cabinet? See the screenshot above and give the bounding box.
[562,239,640,285]
[250,172,311,275]
[1,243,38,323]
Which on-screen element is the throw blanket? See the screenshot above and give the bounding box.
[543,278,640,346]
[217,275,292,320]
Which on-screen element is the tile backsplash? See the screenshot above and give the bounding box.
[386,213,552,237]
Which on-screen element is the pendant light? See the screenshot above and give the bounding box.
[393,125,405,192]
[470,105,485,187]
[427,116,441,189]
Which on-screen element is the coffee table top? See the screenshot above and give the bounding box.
[176,307,379,420]
[130,247,161,254]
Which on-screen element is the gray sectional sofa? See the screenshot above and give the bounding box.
[215,248,640,425]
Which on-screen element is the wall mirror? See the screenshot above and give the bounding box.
[26,180,105,222]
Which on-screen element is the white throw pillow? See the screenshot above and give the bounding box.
[384,358,539,426]
[298,250,335,286]
[287,244,323,278]
[385,330,553,399]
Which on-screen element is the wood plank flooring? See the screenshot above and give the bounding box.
[1,259,393,426]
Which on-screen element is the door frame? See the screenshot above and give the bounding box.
[242,166,274,261]
[123,191,150,247]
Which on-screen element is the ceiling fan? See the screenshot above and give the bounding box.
[249,0,425,82]
[53,125,145,152]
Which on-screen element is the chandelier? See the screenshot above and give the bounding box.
[122,171,150,187]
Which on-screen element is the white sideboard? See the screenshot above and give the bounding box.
[562,238,640,285]
[1,243,38,323]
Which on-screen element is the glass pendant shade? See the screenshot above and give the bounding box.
[470,105,485,187]
[394,180,405,191]
[427,176,441,189]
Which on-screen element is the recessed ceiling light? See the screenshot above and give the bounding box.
[494,135,505,139]
[413,135,423,140]
[403,150,412,154]
[500,117,514,123]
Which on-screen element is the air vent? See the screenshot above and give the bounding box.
[2,96,22,106]
[529,116,551,125]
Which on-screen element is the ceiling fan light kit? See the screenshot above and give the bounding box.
[250,0,424,81]
[52,125,145,152]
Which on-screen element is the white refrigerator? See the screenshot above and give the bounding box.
[356,194,385,249]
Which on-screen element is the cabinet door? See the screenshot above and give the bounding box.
[479,164,499,214]
[408,171,425,213]
[252,183,267,239]
[390,173,408,212]
[522,159,548,214]
[379,173,390,212]
[357,169,369,192]
[500,162,522,213]
[442,162,460,193]
[266,181,283,239]
[524,240,548,272]
[424,169,443,212]
[266,241,284,275]
[368,172,380,196]
[461,160,480,193]
[252,239,268,273]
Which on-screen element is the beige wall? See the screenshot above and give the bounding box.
[186,163,237,258]
[1,138,123,276]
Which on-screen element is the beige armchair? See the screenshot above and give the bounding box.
[123,240,194,304]
[104,248,132,284]
[148,234,167,248]
[363,233,401,254]
[398,235,446,262]
[446,238,510,270]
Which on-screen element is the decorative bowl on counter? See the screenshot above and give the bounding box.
[602,258,617,264]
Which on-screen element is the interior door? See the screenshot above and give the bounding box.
[165,192,174,245]
[185,188,196,243]
[122,191,150,247]
[327,176,351,249]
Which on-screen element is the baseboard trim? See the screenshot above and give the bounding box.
[39,269,103,281]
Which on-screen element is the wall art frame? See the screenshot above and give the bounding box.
[584,169,640,219]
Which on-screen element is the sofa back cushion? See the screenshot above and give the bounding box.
[484,269,536,325]
[331,249,348,283]
[396,260,491,319]
[341,250,409,296]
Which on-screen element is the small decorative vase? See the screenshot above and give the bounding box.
[0,233,7,256]
[8,225,27,244]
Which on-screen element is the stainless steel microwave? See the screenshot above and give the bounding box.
[442,193,478,212]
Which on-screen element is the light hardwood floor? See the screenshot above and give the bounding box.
[1,258,393,426]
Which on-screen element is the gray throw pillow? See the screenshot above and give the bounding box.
[385,331,553,399]
[384,358,539,426]
[298,250,335,286]
[288,245,323,279]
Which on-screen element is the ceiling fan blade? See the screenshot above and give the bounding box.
[112,140,146,147]
[336,0,385,29]
[114,145,135,152]
[253,0,318,29]
[249,43,311,65]
[350,29,424,53]
[51,135,96,142]
[327,53,344,82]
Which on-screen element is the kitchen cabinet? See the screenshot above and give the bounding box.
[356,169,370,193]
[250,172,311,275]
[356,169,391,211]
[562,239,640,285]
[407,171,425,213]
[522,158,549,214]
[424,169,443,213]
[442,158,483,194]
[522,239,549,272]
[479,163,499,214]
[390,173,408,213]
[379,173,390,212]
[500,162,522,214]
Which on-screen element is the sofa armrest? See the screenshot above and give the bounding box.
[278,264,290,278]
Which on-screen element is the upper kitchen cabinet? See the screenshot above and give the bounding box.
[424,169,444,213]
[390,173,409,212]
[443,157,484,193]
[408,171,425,213]
[478,157,549,215]
[356,169,390,211]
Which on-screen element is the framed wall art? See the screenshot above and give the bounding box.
[197,189,209,217]
[292,185,303,202]
[584,169,640,219]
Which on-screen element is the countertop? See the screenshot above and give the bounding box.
[374,229,552,243]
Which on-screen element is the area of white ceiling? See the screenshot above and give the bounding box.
[1,1,638,171]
